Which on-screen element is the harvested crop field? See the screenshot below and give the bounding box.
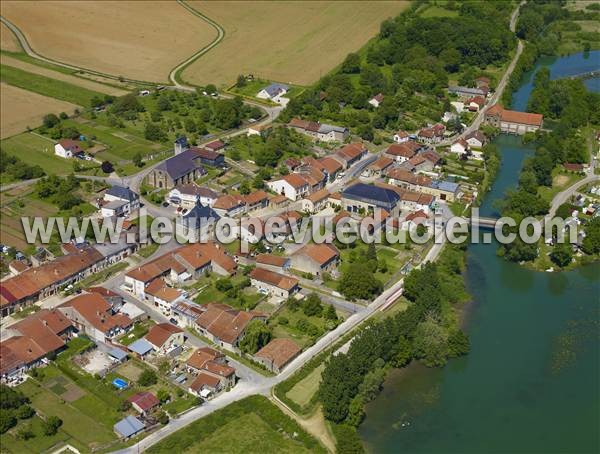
[1,22,20,52]
[183,1,409,86]
[1,0,218,82]
[0,82,78,138]
[1,55,129,96]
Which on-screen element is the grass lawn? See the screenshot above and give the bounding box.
[3,415,78,454]
[1,64,105,106]
[1,132,73,175]
[162,395,197,416]
[269,304,332,348]
[193,274,265,310]
[420,5,459,18]
[285,363,324,409]
[118,319,156,346]
[136,242,159,258]
[146,395,325,454]
[76,261,128,289]
[538,170,584,203]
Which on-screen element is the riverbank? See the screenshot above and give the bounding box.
[359,48,600,454]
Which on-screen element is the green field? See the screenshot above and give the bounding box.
[146,395,325,454]
[285,363,325,409]
[1,132,73,175]
[1,64,105,106]
[420,5,460,18]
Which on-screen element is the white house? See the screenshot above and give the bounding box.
[256,83,289,105]
[101,186,140,218]
[369,93,384,108]
[266,174,309,201]
[168,184,219,209]
[393,130,410,144]
[450,139,469,155]
[54,139,83,159]
[465,131,486,149]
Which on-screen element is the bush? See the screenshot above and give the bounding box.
[138,370,158,387]
[16,405,35,420]
[42,416,62,436]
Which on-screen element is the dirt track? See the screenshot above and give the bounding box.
[1,0,217,82]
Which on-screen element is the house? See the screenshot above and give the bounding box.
[195,303,267,351]
[1,246,104,316]
[127,392,159,416]
[247,124,271,137]
[170,300,204,328]
[58,293,132,344]
[328,192,342,208]
[86,287,123,309]
[284,157,301,171]
[114,416,145,439]
[249,268,299,299]
[186,347,236,394]
[450,138,469,155]
[288,119,348,143]
[342,183,401,214]
[393,130,410,144]
[418,124,445,144]
[427,180,460,202]
[563,163,584,173]
[365,156,393,178]
[191,147,225,167]
[421,150,442,168]
[318,156,343,181]
[402,210,431,231]
[465,130,487,148]
[179,202,221,241]
[256,83,289,103]
[145,323,185,355]
[8,259,28,276]
[466,96,485,112]
[296,165,327,192]
[269,194,289,209]
[243,190,270,212]
[146,138,207,189]
[144,279,185,314]
[266,174,310,201]
[212,194,246,217]
[448,85,488,98]
[1,309,74,382]
[333,143,368,168]
[124,242,235,299]
[386,168,432,191]
[54,139,83,159]
[255,338,302,373]
[189,372,223,398]
[369,93,384,108]
[384,141,421,163]
[255,254,290,273]
[101,186,140,218]
[301,189,330,213]
[168,184,219,209]
[484,104,543,134]
[290,243,340,276]
[204,140,226,153]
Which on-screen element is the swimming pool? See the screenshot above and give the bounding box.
[112,378,128,390]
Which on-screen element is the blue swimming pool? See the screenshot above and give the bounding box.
[112,378,128,390]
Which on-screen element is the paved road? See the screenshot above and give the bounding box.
[549,172,600,217]
[114,204,453,453]
[438,1,525,146]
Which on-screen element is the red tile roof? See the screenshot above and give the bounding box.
[249,268,298,291]
[189,372,221,391]
[128,392,159,412]
[60,293,131,334]
[255,338,302,370]
[295,243,339,266]
[186,347,223,371]
[196,303,266,344]
[256,254,289,267]
[145,323,183,349]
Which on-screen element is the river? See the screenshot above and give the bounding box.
[359,51,600,453]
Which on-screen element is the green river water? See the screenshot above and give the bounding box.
[359,51,600,453]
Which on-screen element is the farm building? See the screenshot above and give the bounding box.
[484,104,543,134]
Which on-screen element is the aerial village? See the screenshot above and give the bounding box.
[0,73,549,444]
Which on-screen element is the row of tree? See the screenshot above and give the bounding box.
[319,245,470,429]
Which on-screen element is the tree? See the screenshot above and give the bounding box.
[324,304,338,321]
[138,369,158,386]
[0,412,17,434]
[144,122,167,142]
[236,74,247,87]
[303,293,323,317]
[205,84,217,95]
[393,336,412,368]
[582,218,600,255]
[42,416,63,436]
[448,329,470,357]
[101,161,114,174]
[119,399,132,412]
[358,366,386,402]
[16,425,34,441]
[157,389,171,404]
[155,410,169,425]
[184,118,197,133]
[239,180,251,195]
[157,96,172,111]
[550,242,573,268]
[43,113,60,128]
[132,152,143,168]
[346,395,365,427]
[16,405,35,420]
[413,317,449,367]
[239,320,272,354]
[341,53,361,74]
[338,263,383,301]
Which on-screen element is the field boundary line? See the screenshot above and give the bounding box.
[169,0,226,90]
